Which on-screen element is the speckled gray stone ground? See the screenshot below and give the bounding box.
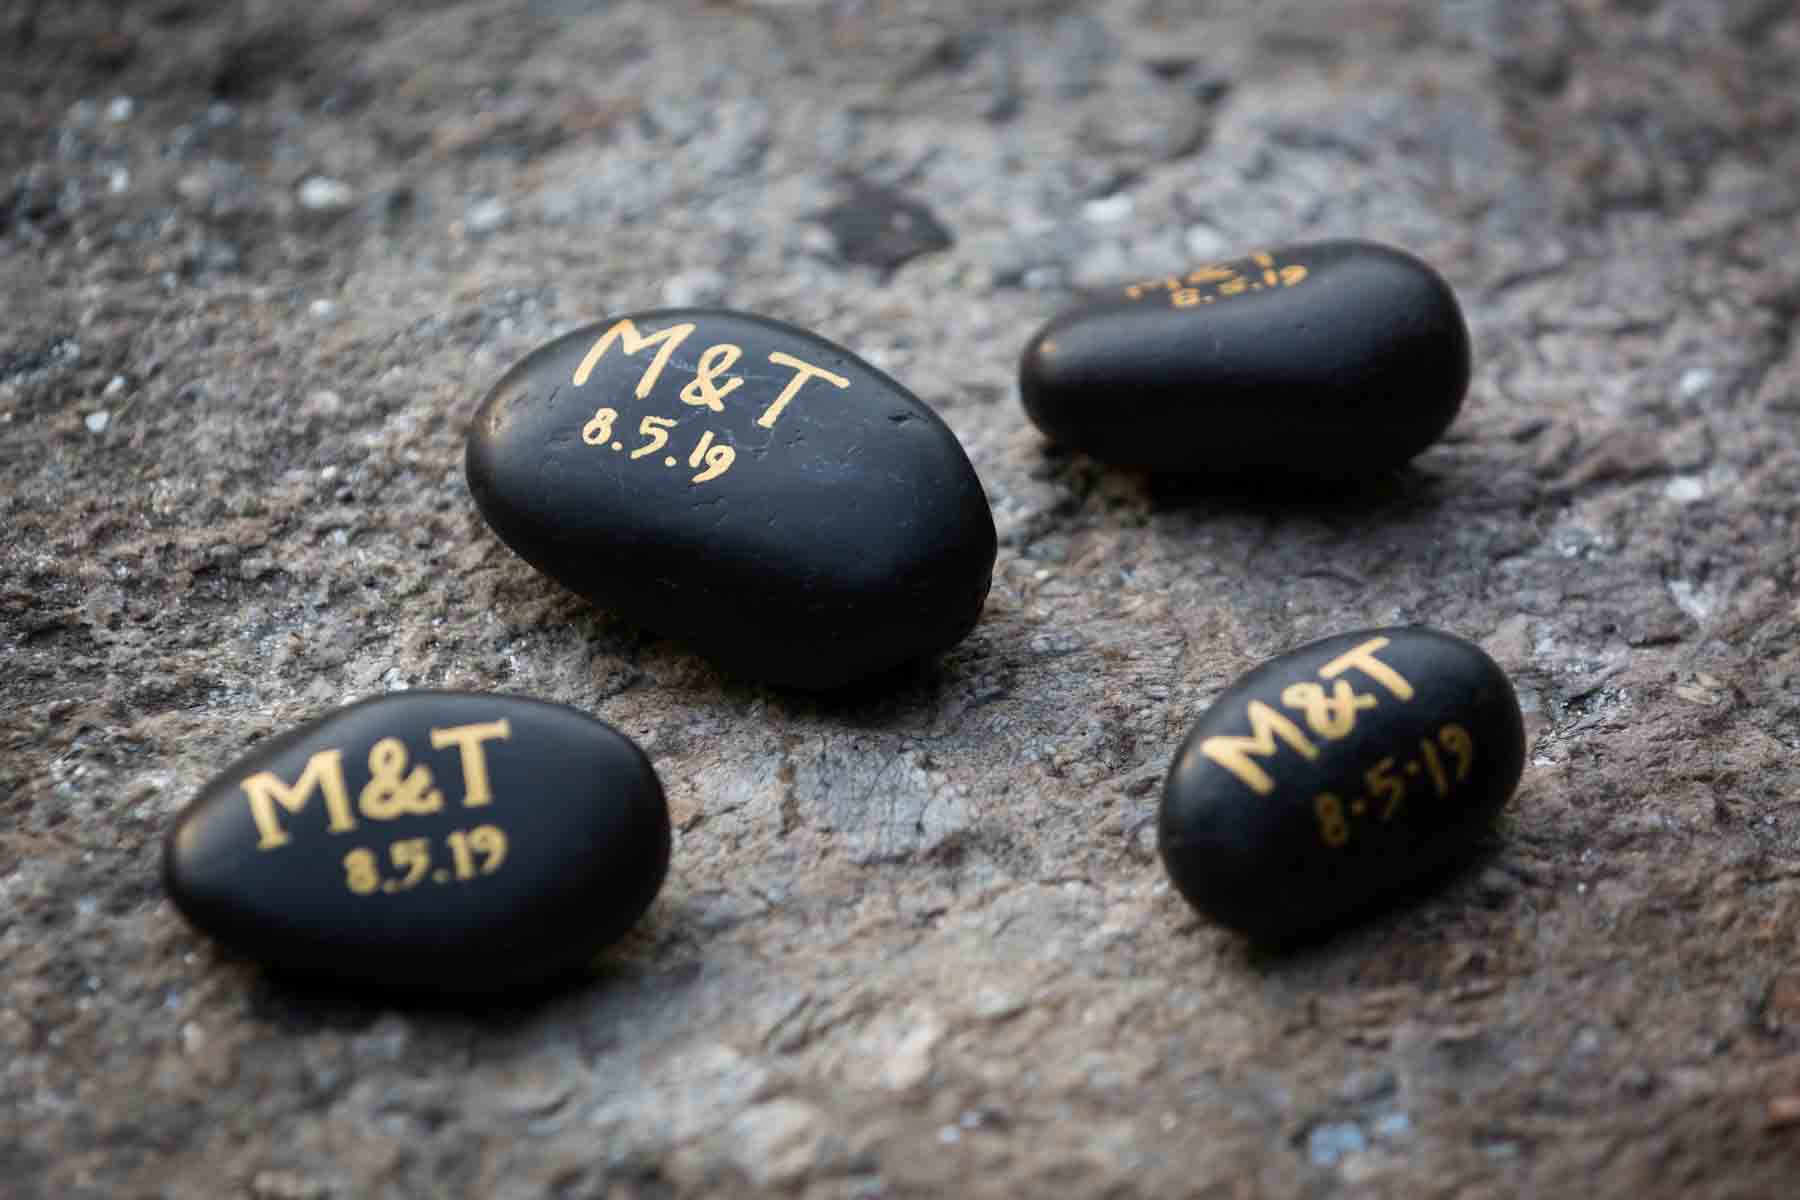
[5,1,1800,1196]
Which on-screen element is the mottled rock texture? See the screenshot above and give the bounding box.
[4,1,1800,1196]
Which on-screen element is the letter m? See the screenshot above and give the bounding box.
[571,318,697,397]
[1197,701,1318,796]
[242,750,354,850]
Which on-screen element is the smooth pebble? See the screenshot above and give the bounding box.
[466,308,996,689]
[1019,240,1470,480]
[1159,627,1524,945]
[164,692,670,998]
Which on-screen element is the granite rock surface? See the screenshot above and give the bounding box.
[4,1,1800,1196]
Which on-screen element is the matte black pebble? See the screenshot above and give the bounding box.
[1019,240,1470,478]
[164,692,670,998]
[466,309,996,690]
[1159,628,1523,945]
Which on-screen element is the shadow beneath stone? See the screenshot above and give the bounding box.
[243,947,680,1028]
[1022,443,1462,535]
[247,968,583,1028]
[700,651,969,733]
[1235,835,1507,966]
[1139,461,1453,521]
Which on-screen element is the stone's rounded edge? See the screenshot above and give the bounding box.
[501,693,672,978]
[462,328,596,592]
[1016,299,1130,461]
[572,705,673,964]
[161,698,354,947]
[1346,240,1474,469]
[462,308,999,691]
[162,690,672,1000]
[1016,240,1473,480]
[1156,626,1526,946]
[1016,309,1065,446]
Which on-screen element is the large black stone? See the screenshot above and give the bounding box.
[1019,240,1470,479]
[1159,627,1524,945]
[466,309,996,690]
[163,692,670,998]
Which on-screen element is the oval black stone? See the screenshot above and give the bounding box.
[1158,627,1523,945]
[465,309,996,690]
[1018,240,1470,478]
[163,692,670,998]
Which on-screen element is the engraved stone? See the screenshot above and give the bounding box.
[163,692,670,998]
[1158,627,1524,945]
[465,309,996,689]
[1018,241,1470,479]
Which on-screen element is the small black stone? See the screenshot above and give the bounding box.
[1158,627,1524,945]
[1018,240,1470,480]
[465,308,996,690]
[163,692,670,998]
[815,177,955,272]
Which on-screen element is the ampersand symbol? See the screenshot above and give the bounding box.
[1280,680,1377,740]
[359,737,445,820]
[680,343,744,412]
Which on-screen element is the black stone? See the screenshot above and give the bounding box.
[164,692,670,998]
[1018,240,1470,479]
[815,176,955,272]
[465,308,996,690]
[1158,627,1524,946]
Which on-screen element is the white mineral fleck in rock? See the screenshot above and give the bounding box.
[662,268,727,307]
[1667,579,1716,622]
[1663,475,1705,503]
[1308,1120,1368,1166]
[1184,222,1229,260]
[298,176,355,212]
[1082,192,1134,224]
[1678,367,1715,400]
[1373,1111,1412,1139]
[971,986,1026,1022]
[796,225,836,256]
[879,1014,944,1091]
[724,1099,830,1188]
[466,197,509,233]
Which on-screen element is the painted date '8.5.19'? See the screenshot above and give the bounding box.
[342,825,509,895]
[1312,722,1474,848]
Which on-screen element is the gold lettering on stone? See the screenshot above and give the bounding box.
[359,737,445,821]
[1317,637,1415,701]
[428,719,512,808]
[1198,700,1320,796]
[244,750,356,850]
[1280,680,1377,740]
[571,318,697,396]
[1126,254,1310,308]
[680,343,745,412]
[1186,266,1237,285]
[758,352,850,429]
